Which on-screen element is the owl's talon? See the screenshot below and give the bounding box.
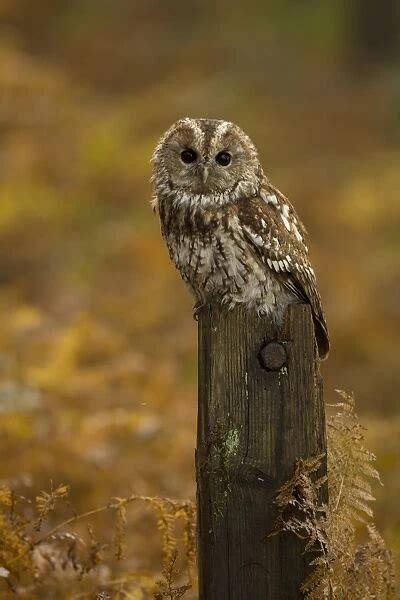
[192,302,205,320]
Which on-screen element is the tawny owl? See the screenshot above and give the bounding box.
[151,118,329,359]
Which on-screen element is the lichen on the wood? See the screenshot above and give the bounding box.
[209,423,242,517]
[222,428,240,464]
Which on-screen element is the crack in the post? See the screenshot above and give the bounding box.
[243,371,250,463]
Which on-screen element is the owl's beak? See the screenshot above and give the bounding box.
[201,165,210,184]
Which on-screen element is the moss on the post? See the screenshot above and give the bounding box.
[222,428,240,464]
[210,424,242,518]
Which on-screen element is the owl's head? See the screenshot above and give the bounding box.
[152,118,263,204]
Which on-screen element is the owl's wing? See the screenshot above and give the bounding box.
[236,187,329,359]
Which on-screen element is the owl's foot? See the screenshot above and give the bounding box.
[192,302,206,321]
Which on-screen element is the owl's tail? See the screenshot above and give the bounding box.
[314,316,330,361]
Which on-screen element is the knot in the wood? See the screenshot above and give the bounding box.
[259,341,287,371]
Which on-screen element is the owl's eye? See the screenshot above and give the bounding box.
[180,149,197,164]
[215,151,231,166]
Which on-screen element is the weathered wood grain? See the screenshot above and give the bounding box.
[196,303,326,599]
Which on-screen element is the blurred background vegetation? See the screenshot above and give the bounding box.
[0,0,399,596]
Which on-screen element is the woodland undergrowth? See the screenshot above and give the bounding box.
[0,391,396,599]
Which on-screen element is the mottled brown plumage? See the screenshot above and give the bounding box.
[151,118,329,359]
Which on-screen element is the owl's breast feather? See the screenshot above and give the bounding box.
[159,198,295,319]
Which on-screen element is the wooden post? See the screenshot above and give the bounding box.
[196,303,326,599]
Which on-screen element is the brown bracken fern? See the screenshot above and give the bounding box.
[0,484,195,598]
[34,481,70,531]
[154,549,192,600]
[271,390,396,599]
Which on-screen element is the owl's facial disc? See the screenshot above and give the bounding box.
[154,118,262,198]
